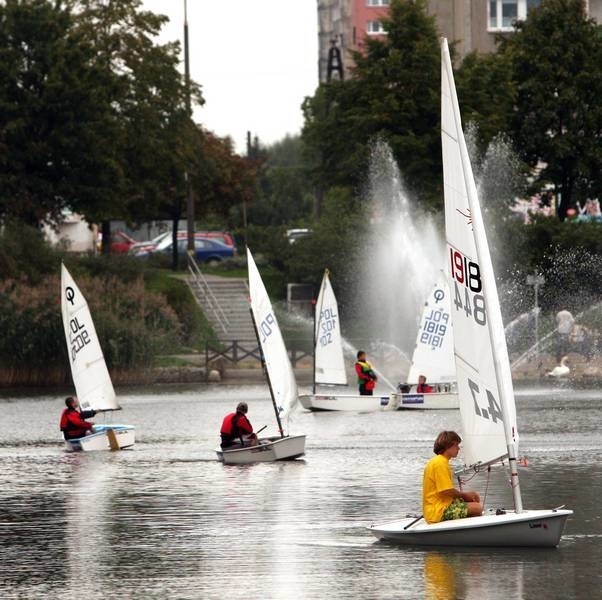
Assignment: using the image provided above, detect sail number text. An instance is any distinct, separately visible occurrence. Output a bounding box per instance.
[318,308,337,347]
[420,309,449,349]
[468,378,503,423]
[449,248,486,327]
[259,313,276,344]
[69,316,90,361]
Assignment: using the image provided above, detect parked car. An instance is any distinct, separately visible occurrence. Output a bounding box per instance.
[130,230,235,255]
[136,236,235,264]
[286,228,312,244]
[98,230,137,254]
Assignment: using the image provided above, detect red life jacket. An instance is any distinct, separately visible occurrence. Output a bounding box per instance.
[220,412,253,448]
[60,408,93,439]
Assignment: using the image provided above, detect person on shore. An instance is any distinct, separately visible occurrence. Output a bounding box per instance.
[220,402,258,449]
[59,396,96,440]
[422,430,483,524]
[417,375,433,393]
[355,350,377,396]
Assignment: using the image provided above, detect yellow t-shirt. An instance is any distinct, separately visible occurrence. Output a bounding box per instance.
[422,453,454,524]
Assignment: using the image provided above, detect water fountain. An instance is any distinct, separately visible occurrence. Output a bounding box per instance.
[348,139,445,382]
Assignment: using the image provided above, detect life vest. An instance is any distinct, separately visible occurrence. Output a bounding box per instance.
[220,412,253,447]
[60,408,93,439]
[356,360,376,385]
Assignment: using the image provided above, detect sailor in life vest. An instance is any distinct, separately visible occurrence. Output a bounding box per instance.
[416,374,434,394]
[59,396,97,440]
[355,350,377,396]
[220,402,258,449]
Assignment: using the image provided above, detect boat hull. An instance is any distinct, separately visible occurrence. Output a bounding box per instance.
[64,424,136,452]
[369,508,572,547]
[391,392,458,410]
[216,434,306,464]
[298,393,392,412]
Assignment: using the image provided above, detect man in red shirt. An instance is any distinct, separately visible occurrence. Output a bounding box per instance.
[220,402,258,449]
[59,396,96,440]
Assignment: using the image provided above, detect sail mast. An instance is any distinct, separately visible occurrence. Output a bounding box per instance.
[442,39,523,512]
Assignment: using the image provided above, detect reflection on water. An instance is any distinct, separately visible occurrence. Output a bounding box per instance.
[0,384,601,599]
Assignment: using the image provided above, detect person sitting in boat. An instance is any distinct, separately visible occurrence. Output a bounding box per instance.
[59,396,96,440]
[416,375,434,394]
[422,430,483,524]
[355,350,377,396]
[220,402,258,449]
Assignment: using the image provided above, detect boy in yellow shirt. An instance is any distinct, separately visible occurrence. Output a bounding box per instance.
[422,431,483,524]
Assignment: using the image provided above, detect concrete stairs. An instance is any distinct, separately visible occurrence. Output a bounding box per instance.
[187,262,255,342]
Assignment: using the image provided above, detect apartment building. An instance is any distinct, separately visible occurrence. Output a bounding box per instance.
[318,0,602,82]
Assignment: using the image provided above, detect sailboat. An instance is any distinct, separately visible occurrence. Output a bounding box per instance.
[391,275,459,410]
[215,248,306,464]
[369,39,572,546]
[298,269,391,412]
[61,263,135,451]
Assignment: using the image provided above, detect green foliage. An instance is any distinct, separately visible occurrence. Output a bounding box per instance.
[0,223,63,283]
[496,216,602,313]
[500,0,602,220]
[284,187,367,311]
[0,0,121,225]
[302,0,441,209]
[0,225,217,378]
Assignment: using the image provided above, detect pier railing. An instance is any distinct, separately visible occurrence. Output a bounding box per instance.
[205,340,311,369]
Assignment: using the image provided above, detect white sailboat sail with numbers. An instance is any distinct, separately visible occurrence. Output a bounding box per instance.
[369,39,571,546]
[391,274,459,410]
[299,269,392,412]
[60,263,135,452]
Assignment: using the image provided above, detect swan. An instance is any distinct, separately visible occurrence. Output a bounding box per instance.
[547,356,570,378]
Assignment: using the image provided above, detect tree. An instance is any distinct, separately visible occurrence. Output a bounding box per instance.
[0,0,120,226]
[501,0,602,220]
[68,0,202,256]
[302,0,441,209]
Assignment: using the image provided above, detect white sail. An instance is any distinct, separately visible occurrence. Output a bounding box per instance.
[247,248,298,425]
[407,275,456,385]
[61,264,118,412]
[441,39,518,469]
[314,270,347,386]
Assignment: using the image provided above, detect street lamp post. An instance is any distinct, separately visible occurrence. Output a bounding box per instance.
[184,0,194,254]
[526,273,545,357]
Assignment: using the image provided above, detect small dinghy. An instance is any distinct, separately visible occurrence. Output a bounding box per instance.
[61,264,135,451]
[215,249,306,464]
[298,269,392,412]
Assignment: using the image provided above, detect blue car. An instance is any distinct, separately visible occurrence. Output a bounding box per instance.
[140,236,235,264]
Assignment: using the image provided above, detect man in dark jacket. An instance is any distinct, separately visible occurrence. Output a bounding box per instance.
[220,402,258,449]
[59,396,96,440]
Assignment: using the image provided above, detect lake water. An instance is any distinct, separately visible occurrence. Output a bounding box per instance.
[0,383,600,599]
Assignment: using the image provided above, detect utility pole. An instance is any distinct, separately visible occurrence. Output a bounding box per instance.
[526,273,545,357]
[184,0,195,253]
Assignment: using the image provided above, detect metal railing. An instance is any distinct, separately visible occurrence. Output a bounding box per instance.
[187,254,230,334]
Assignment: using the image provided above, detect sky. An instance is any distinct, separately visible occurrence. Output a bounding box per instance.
[141,1,319,153]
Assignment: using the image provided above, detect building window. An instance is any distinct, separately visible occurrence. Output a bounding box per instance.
[367,20,386,35]
[367,0,390,6]
[488,0,540,31]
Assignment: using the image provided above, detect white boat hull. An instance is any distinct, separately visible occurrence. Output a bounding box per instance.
[391,391,459,410]
[369,508,572,547]
[64,424,136,452]
[299,393,392,412]
[216,434,306,464]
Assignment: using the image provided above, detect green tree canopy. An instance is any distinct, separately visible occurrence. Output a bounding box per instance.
[500,0,602,220]
[302,0,441,209]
